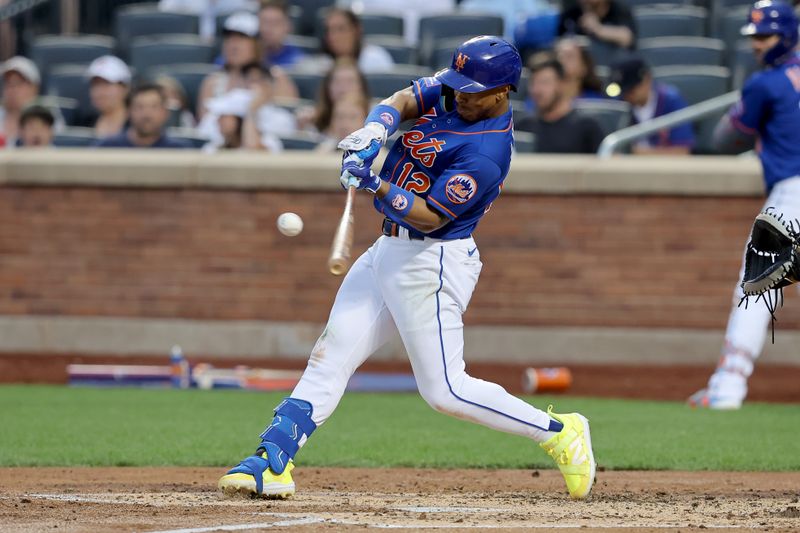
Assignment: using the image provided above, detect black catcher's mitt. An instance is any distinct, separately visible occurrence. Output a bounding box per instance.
[740,208,800,341]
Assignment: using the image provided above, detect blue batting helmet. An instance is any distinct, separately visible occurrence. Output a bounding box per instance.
[435,35,522,93]
[741,0,799,66]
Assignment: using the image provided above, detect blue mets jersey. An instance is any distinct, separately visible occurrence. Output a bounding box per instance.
[375,76,514,240]
[730,54,800,191]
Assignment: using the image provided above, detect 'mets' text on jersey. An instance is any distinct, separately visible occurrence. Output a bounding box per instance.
[375,76,514,240]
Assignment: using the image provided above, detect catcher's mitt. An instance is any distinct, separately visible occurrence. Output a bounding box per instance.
[740,208,800,341]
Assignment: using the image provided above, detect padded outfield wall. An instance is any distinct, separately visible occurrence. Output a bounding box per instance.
[0,150,797,365]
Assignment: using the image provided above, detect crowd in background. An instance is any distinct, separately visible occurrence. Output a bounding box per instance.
[0,0,794,154]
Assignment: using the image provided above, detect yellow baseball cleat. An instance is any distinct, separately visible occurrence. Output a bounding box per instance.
[218,451,295,499]
[540,406,596,499]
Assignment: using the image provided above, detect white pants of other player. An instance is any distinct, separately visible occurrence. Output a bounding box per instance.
[292,229,554,442]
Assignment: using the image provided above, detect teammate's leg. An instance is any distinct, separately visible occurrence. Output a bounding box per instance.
[220,241,396,497]
[691,177,800,408]
[378,238,595,498]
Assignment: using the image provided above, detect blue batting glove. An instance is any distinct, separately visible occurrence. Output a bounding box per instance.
[340,160,381,193]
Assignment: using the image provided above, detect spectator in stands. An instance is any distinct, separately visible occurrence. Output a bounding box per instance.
[310,59,369,135]
[555,37,606,101]
[338,0,455,45]
[86,56,131,138]
[197,11,296,119]
[159,0,258,41]
[558,0,636,50]
[17,105,55,148]
[607,56,694,155]
[154,75,197,129]
[321,8,394,73]
[0,57,40,145]
[96,83,192,149]
[315,94,368,152]
[259,0,304,69]
[200,88,249,151]
[240,63,296,151]
[516,56,605,154]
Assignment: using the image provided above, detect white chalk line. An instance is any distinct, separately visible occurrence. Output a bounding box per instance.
[6,494,758,531]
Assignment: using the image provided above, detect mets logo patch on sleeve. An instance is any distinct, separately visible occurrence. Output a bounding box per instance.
[391,193,409,210]
[445,174,477,204]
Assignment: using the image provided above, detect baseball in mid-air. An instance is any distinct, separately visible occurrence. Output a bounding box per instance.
[277,212,303,237]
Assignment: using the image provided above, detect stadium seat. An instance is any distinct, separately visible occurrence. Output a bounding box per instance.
[29,35,115,81]
[638,37,725,67]
[35,95,80,127]
[634,6,708,39]
[574,99,632,137]
[366,66,431,98]
[713,6,750,53]
[729,40,757,90]
[147,63,219,113]
[514,130,536,153]
[624,0,689,7]
[292,0,336,36]
[129,35,214,74]
[287,70,324,101]
[693,108,727,154]
[166,127,207,148]
[44,64,93,122]
[367,35,414,64]
[285,35,320,55]
[652,65,731,105]
[53,127,97,147]
[114,4,199,57]
[430,37,464,70]
[360,13,404,37]
[279,132,321,150]
[418,14,504,67]
[588,39,630,68]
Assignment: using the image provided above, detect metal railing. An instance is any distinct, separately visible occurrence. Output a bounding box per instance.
[597,90,741,158]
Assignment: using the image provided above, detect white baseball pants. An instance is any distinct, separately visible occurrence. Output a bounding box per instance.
[292,232,554,443]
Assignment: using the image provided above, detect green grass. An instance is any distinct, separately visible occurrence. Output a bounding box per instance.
[1,385,798,471]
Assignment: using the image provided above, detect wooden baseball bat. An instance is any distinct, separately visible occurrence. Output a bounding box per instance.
[327,184,357,275]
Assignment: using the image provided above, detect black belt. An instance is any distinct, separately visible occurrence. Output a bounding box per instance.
[381,218,424,240]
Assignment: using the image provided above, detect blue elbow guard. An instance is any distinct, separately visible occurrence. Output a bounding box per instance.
[258,397,316,474]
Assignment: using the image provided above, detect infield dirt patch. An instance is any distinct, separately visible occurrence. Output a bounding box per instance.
[1,467,799,532]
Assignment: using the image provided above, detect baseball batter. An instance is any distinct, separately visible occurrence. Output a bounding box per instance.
[689,0,800,409]
[219,36,595,499]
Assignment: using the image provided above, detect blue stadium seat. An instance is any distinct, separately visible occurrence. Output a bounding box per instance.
[165,127,207,148]
[129,35,214,74]
[36,96,80,127]
[365,66,431,99]
[652,65,731,105]
[638,37,725,67]
[44,65,93,123]
[115,4,199,58]
[279,132,321,150]
[514,130,536,153]
[360,13,404,37]
[729,40,757,90]
[284,35,320,55]
[287,70,324,101]
[367,35,414,64]
[147,63,219,113]
[418,14,504,67]
[634,6,708,38]
[574,99,632,137]
[30,35,115,81]
[53,127,97,147]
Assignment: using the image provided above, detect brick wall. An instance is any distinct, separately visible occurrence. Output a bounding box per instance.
[0,186,795,330]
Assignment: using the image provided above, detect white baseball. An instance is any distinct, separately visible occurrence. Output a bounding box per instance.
[277,212,303,237]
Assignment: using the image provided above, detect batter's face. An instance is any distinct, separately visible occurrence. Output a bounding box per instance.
[750,34,781,64]
[454,85,510,122]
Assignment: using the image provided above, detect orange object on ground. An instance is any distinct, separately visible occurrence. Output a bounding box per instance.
[522,367,572,393]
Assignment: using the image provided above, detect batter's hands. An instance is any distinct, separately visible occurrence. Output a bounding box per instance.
[340,155,381,193]
[337,122,387,168]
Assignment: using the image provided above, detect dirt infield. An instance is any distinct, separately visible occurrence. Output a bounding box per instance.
[1,467,799,532]
[3,353,800,403]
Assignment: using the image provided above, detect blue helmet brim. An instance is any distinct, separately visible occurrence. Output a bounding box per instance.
[435,67,490,93]
[741,23,760,36]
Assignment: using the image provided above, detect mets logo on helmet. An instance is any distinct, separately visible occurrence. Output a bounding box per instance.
[391,193,408,211]
[751,8,764,23]
[455,52,469,72]
[445,174,477,204]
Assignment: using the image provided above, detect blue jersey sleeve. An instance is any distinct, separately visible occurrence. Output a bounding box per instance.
[426,153,502,220]
[731,75,771,134]
[412,77,443,116]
